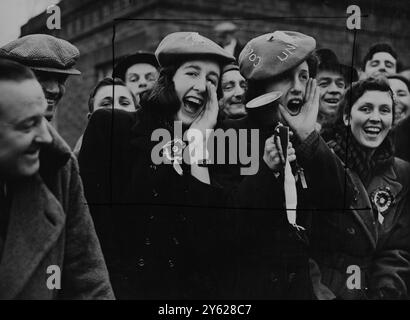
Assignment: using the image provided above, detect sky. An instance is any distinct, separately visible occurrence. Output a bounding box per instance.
[0,0,61,46]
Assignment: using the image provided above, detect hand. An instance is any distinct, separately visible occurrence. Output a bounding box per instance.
[263,135,296,172]
[188,81,219,142]
[279,78,319,142]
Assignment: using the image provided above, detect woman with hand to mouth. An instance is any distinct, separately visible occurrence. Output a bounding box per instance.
[217,31,352,299]
[78,32,234,299]
[311,76,410,299]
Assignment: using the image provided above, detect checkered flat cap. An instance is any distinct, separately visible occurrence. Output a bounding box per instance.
[0,34,81,75]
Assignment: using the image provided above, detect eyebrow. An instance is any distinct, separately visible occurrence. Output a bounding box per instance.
[359,102,374,107]
[13,114,42,127]
[208,71,220,78]
[184,65,219,76]
[183,65,201,71]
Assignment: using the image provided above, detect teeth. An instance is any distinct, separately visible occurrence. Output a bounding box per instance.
[289,99,302,105]
[364,127,381,134]
[185,97,203,105]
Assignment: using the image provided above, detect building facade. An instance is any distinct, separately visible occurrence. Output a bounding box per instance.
[20,0,410,147]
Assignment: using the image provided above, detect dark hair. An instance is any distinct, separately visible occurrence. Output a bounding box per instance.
[245,53,318,103]
[338,76,395,122]
[88,77,138,113]
[139,61,224,120]
[0,58,36,82]
[362,43,398,70]
[387,74,410,92]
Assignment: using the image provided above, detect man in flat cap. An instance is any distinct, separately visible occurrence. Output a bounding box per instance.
[112,51,159,105]
[0,59,114,299]
[214,22,243,61]
[219,63,247,119]
[0,34,81,124]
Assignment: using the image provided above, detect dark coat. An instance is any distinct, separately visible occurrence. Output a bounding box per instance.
[310,144,410,299]
[393,116,410,163]
[78,108,226,299]
[216,115,349,299]
[0,125,114,300]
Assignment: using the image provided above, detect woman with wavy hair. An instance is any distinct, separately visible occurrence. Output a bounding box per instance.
[311,76,410,299]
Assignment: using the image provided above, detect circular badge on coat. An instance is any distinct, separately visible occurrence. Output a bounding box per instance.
[370,186,394,215]
[162,138,186,162]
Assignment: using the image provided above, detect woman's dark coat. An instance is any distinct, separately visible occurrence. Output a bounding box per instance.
[78,108,226,299]
[217,115,350,299]
[310,139,410,299]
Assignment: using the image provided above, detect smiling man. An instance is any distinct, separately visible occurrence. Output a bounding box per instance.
[0,34,81,124]
[219,63,247,119]
[0,59,113,300]
[314,48,358,139]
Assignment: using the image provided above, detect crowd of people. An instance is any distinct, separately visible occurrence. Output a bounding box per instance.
[0,21,409,300]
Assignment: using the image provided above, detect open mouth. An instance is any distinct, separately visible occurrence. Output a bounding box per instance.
[183,96,204,115]
[46,99,56,111]
[363,126,382,137]
[286,98,303,115]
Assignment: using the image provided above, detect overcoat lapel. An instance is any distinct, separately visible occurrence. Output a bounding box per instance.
[0,174,65,299]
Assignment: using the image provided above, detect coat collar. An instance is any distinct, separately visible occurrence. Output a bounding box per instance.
[0,173,65,299]
[39,123,72,177]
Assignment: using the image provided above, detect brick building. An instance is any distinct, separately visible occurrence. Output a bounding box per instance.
[20,0,410,147]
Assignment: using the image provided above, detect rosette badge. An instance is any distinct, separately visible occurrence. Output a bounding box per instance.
[162,138,186,162]
[370,186,395,224]
[161,138,186,175]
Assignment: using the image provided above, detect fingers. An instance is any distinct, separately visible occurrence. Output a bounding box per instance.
[302,78,316,113]
[275,135,286,163]
[193,82,218,123]
[206,81,218,112]
[305,78,313,103]
[265,135,293,164]
[311,81,320,114]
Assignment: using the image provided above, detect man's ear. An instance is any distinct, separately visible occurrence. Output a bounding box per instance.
[87,112,92,120]
[343,113,350,126]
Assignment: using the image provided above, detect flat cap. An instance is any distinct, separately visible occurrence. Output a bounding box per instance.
[113,51,159,81]
[0,34,81,75]
[214,22,238,33]
[239,31,316,81]
[155,32,235,68]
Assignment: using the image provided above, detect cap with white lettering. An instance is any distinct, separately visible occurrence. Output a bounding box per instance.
[239,31,316,81]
